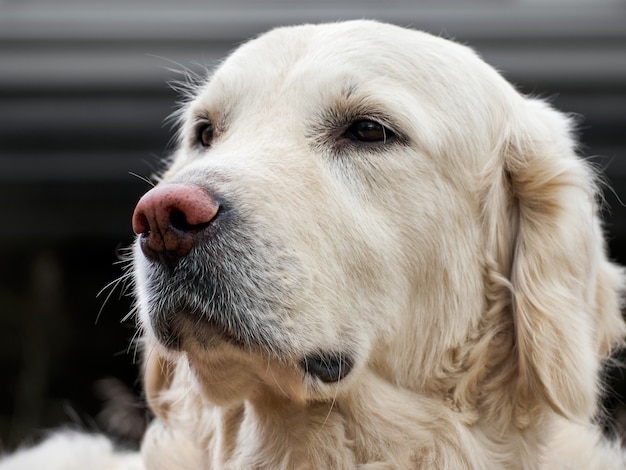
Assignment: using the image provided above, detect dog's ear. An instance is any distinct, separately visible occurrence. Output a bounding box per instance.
[493,99,625,422]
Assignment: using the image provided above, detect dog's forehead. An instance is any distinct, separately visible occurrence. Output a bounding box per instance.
[198,21,483,106]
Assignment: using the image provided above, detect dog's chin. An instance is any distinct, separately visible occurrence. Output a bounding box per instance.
[185,344,272,405]
[183,346,359,406]
[146,311,279,405]
[146,310,359,405]
[198,342,333,404]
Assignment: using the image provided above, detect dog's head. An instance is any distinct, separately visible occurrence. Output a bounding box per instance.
[133,21,624,426]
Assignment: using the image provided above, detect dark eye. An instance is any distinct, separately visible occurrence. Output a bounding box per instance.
[344,120,395,143]
[196,122,214,147]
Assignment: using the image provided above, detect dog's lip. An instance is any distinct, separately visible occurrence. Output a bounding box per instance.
[301,352,354,383]
[151,308,247,351]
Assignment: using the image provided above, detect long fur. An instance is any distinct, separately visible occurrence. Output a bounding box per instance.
[2,20,625,470]
[136,21,626,469]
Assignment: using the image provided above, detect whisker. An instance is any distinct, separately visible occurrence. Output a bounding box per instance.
[96,245,136,325]
[315,352,342,435]
[95,271,134,324]
[129,172,156,188]
[128,327,144,364]
[121,303,139,325]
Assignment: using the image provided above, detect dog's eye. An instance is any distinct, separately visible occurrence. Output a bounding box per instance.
[344,120,395,143]
[196,122,214,147]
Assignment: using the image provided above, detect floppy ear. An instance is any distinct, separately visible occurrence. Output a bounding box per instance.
[500,98,625,422]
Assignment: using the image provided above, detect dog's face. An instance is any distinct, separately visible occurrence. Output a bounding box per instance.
[133,21,623,419]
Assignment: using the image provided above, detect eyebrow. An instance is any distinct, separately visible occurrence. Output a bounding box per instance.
[342,83,358,100]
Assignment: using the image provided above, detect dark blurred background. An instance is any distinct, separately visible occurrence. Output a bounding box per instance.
[1,0,626,451]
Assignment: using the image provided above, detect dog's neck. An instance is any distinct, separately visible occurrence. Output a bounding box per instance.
[142,357,539,468]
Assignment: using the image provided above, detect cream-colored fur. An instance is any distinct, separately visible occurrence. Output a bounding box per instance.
[0,432,143,470]
[134,21,626,469]
[2,20,624,470]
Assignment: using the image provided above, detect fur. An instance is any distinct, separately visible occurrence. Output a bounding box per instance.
[2,20,625,470]
[136,21,626,468]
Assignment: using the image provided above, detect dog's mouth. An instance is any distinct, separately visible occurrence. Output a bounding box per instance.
[150,306,266,352]
[137,231,293,356]
[142,276,290,363]
[150,307,355,385]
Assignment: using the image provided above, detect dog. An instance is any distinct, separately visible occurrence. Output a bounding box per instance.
[2,20,626,469]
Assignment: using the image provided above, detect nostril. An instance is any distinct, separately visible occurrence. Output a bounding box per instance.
[169,208,215,233]
[170,208,191,232]
[132,211,151,236]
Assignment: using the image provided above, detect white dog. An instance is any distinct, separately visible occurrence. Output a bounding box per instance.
[2,20,625,469]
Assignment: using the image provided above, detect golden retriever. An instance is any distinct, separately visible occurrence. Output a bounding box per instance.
[2,19,625,470]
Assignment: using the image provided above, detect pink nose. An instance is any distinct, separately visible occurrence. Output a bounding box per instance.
[132,183,219,263]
